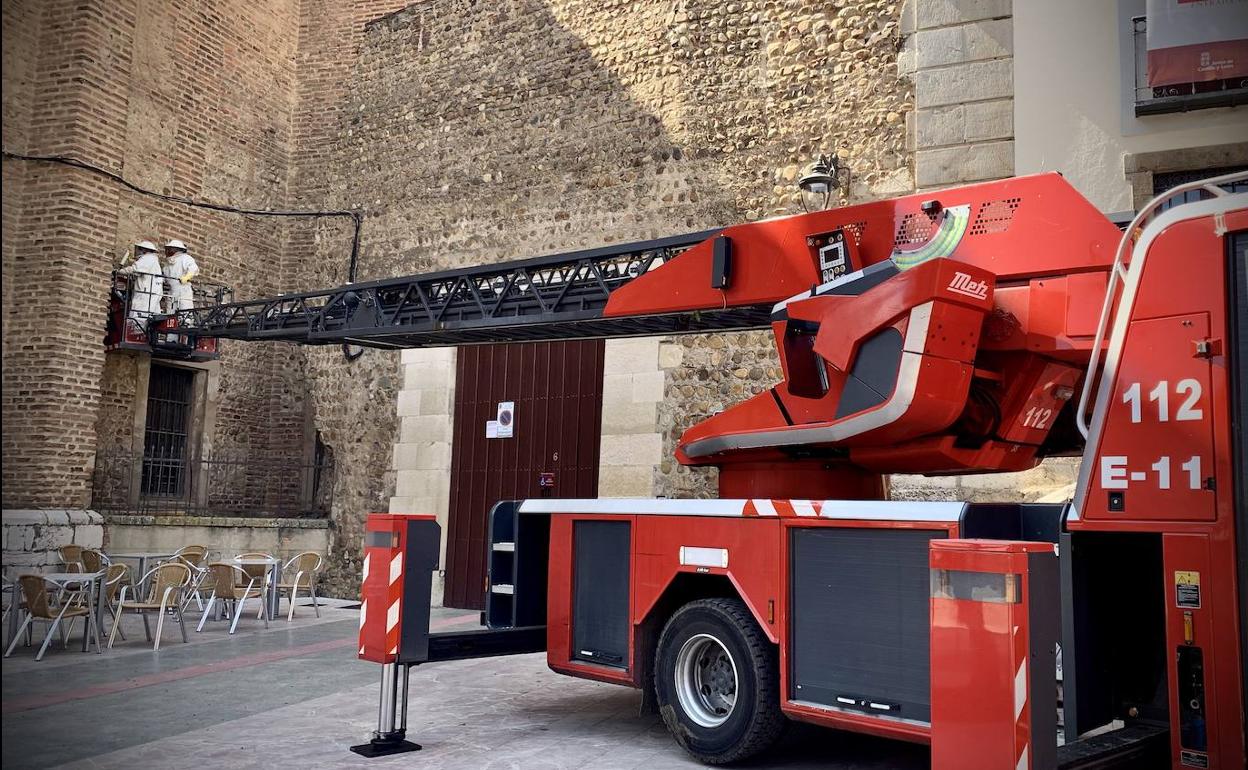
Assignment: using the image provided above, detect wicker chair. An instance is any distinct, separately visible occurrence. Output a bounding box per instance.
[4,575,99,661]
[58,545,86,574]
[80,549,109,574]
[276,552,323,621]
[100,564,132,642]
[107,562,191,651]
[235,552,274,619]
[173,545,208,567]
[172,546,209,610]
[196,562,271,634]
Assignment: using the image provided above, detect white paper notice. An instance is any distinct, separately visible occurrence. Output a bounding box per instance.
[485,420,499,439]
[497,401,515,438]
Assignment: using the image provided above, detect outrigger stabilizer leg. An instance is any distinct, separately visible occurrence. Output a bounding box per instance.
[350,662,418,757]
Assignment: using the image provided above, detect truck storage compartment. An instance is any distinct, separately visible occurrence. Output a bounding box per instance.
[789,526,945,723]
[571,519,631,668]
[485,501,551,629]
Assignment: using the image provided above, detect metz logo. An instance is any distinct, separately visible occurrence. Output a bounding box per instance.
[947,272,988,300]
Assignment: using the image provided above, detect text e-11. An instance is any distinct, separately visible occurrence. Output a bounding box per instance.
[1101,455,1204,490]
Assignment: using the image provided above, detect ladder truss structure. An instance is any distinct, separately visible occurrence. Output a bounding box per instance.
[182,230,774,348]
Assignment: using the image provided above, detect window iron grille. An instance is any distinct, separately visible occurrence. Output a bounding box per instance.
[1153,167,1248,213]
[141,365,195,498]
[93,450,334,519]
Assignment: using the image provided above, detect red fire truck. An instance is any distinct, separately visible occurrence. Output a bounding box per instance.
[186,172,1247,769]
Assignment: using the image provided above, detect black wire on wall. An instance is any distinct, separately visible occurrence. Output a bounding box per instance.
[3,150,368,360]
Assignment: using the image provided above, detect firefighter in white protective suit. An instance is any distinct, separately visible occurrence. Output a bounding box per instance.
[116,240,165,328]
[163,239,200,312]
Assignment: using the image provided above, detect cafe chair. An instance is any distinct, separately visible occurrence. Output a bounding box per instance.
[276,552,323,621]
[196,562,270,634]
[107,562,191,651]
[5,575,100,661]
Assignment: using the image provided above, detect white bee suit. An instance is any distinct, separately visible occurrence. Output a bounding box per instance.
[117,252,165,321]
[163,251,200,311]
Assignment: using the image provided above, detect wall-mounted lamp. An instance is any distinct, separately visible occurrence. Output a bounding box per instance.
[797,154,849,212]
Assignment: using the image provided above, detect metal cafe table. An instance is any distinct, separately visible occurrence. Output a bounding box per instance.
[109,551,176,593]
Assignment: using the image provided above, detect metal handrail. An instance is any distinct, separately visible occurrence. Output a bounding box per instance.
[1075,170,1248,439]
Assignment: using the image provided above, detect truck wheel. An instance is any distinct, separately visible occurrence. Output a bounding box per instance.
[654,597,785,764]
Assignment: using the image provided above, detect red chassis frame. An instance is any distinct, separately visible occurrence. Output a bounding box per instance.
[537,499,964,745]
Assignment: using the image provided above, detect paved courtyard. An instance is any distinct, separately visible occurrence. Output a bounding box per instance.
[2,599,927,770]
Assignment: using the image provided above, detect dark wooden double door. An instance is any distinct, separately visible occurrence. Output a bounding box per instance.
[443,340,604,609]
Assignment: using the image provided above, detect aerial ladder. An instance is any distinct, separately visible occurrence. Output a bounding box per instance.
[177,172,1248,769]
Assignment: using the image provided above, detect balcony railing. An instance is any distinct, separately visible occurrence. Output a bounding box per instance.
[92,451,334,519]
[1133,16,1248,116]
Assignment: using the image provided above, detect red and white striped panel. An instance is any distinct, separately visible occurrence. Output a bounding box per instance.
[743,499,821,517]
[358,553,370,657]
[519,497,964,522]
[1012,622,1030,770]
[358,545,407,663]
[386,551,403,657]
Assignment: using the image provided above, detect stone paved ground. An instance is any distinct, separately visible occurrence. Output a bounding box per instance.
[2,600,926,770]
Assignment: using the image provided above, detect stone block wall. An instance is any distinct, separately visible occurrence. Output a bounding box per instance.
[905,0,1014,189]
[1,510,104,576]
[600,338,667,498]
[389,347,457,601]
[103,514,331,576]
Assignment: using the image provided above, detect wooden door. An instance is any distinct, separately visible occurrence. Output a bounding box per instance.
[444,340,604,609]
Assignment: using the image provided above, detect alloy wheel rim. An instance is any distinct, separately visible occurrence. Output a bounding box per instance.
[673,633,738,728]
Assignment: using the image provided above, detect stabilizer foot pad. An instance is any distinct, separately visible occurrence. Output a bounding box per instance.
[349,739,422,758]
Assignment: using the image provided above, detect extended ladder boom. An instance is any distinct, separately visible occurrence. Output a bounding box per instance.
[180,229,777,348]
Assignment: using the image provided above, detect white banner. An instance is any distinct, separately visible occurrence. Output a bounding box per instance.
[1146,0,1248,87]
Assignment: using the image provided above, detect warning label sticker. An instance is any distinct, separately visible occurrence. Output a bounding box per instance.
[1180,749,1209,768]
[1175,571,1201,609]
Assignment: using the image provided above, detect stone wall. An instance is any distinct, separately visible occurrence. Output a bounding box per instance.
[5,0,1086,602]
[1,511,104,577]
[905,0,1014,189]
[340,0,914,514]
[104,514,331,575]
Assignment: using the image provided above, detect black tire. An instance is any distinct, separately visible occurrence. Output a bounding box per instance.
[654,597,785,765]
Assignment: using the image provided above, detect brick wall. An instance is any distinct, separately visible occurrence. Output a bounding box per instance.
[1,0,309,511]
